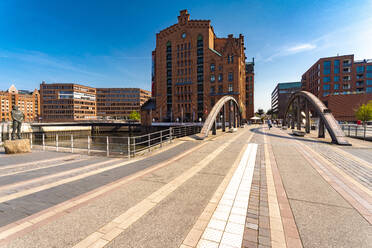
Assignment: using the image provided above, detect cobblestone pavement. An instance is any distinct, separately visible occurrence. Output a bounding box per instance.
[0,125,371,248]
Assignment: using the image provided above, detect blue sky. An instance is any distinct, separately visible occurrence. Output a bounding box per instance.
[0,0,371,111]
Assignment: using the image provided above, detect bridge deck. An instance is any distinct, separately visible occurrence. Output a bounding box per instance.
[0,125,370,248]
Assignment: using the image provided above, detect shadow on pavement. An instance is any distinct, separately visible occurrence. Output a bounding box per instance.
[249,126,330,145]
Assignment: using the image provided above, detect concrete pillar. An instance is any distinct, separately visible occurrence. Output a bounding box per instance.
[318,118,325,138]
[296,97,301,130]
[222,104,226,132]
[305,100,310,133]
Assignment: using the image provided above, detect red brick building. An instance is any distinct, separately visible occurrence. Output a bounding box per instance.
[301,54,372,121]
[152,10,254,122]
[0,85,40,122]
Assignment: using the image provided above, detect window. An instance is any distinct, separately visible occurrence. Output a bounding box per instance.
[356,81,364,86]
[323,92,330,97]
[228,72,233,82]
[210,86,215,94]
[210,75,215,83]
[343,67,351,73]
[218,74,223,82]
[334,76,339,82]
[357,66,365,74]
[367,87,372,93]
[343,84,350,89]
[323,84,330,90]
[228,84,233,92]
[210,63,215,72]
[323,77,330,83]
[367,65,372,72]
[334,84,339,90]
[334,60,340,67]
[367,73,372,78]
[334,67,340,74]
[323,61,331,75]
[218,85,223,93]
[367,80,372,86]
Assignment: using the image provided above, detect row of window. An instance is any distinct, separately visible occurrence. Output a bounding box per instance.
[210,84,234,93]
[211,73,233,83]
[323,87,372,96]
[323,81,372,90]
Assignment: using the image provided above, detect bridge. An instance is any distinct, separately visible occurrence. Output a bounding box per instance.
[0,121,370,247]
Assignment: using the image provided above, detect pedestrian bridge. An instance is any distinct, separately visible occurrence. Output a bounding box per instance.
[283,90,350,146]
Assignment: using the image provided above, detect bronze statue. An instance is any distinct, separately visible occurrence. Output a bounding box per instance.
[11,105,24,140]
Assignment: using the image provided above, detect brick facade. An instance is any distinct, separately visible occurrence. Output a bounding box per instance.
[152,10,253,122]
[0,85,40,122]
[301,54,372,121]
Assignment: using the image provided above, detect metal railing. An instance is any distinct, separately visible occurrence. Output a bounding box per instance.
[2,125,202,158]
[340,124,372,141]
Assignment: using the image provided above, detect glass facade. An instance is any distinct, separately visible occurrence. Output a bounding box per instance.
[334,84,339,90]
[323,84,330,90]
[334,76,339,82]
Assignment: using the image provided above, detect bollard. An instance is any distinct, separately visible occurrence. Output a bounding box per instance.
[56,134,58,151]
[106,136,109,157]
[30,133,33,148]
[348,126,350,136]
[71,135,74,153]
[355,126,358,137]
[88,136,91,155]
[169,127,172,143]
[127,137,130,159]
[42,133,45,151]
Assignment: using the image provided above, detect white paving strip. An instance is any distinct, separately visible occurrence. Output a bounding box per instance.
[197,143,257,248]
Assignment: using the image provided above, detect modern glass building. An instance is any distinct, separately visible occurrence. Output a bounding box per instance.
[271,82,302,119]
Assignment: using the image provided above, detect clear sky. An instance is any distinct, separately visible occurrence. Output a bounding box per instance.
[0,0,371,111]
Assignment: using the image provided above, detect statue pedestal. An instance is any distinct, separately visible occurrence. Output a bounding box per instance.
[4,139,31,154]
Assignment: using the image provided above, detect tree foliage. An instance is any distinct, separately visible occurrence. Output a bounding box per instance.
[129,110,141,121]
[355,100,372,124]
[256,108,264,116]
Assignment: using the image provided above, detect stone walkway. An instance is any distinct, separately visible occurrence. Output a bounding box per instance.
[0,125,371,248]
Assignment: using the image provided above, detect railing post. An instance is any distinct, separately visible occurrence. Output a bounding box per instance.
[30,133,32,148]
[133,137,136,157]
[355,126,357,137]
[169,127,172,143]
[364,125,366,140]
[42,133,45,151]
[348,125,350,136]
[88,136,91,155]
[106,136,109,157]
[56,134,59,152]
[160,130,163,147]
[148,133,151,152]
[71,134,74,153]
[127,137,130,159]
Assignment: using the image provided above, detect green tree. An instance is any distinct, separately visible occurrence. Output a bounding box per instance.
[129,110,140,121]
[256,108,264,116]
[355,101,372,124]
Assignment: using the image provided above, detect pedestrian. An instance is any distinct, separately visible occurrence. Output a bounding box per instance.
[267,119,272,130]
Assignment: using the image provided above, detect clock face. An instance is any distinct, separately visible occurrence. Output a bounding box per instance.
[182,32,186,39]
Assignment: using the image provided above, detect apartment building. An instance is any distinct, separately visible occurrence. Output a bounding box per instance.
[301,54,372,121]
[0,85,40,122]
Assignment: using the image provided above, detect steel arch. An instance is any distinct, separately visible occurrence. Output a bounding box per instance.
[199,96,240,138]
[283,91,350,145]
